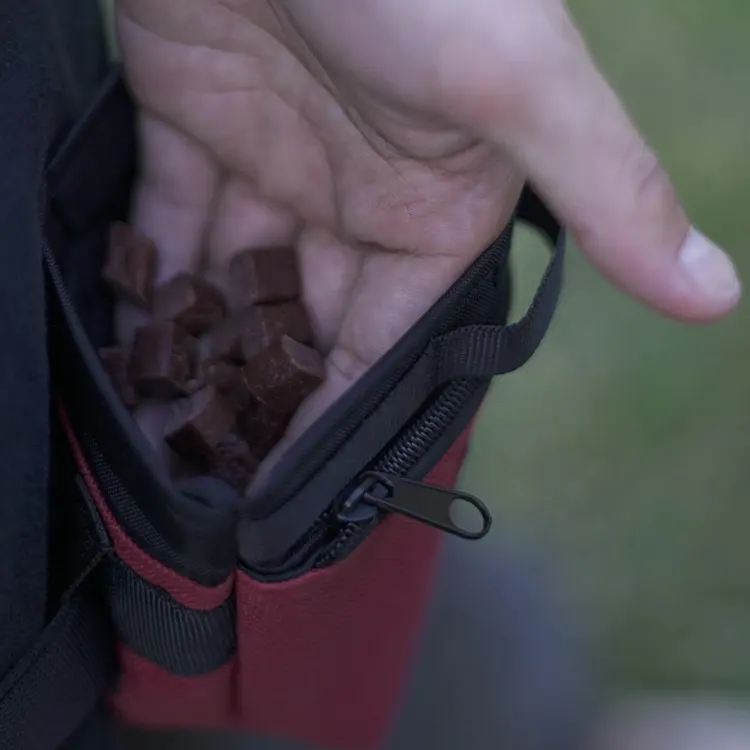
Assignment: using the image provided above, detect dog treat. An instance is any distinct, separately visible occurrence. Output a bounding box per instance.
[228,247,300,308]
[133,402,198,480]
[239,335,324,414]
[209,433,260,491]
[129,321,197,399]
[165,386,237,467]
[153,273,226,336]
[199,301,313,364]
[99,224,325,488]
[238,301,314,361]
[102,222,158,309]
[197,360,242,396]
[236,395,291,460]
[99,346,140,409]
[198,309,253,363]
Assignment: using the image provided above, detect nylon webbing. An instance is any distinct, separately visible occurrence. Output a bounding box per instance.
[105,560,236,676]
[434,215,564,381]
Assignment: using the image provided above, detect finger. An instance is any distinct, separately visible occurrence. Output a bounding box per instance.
[454,1,741,322]
[116,112,219,344]
[296,227,362,354]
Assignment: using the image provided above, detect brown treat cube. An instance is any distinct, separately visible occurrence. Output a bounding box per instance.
[165,386,236,466]
[239,335,324,414]
[209,433,260,491]
[198,310,252,363]
[238,301,314,361]
[236,394,291,459]
[133,402,198,480]
[153,273,227,336]
[129,321,197,399]
[228,247,300,309]
[102,222,158,309]
[198,301,313,364]
[198,360,243,396]
[99,345,140,410]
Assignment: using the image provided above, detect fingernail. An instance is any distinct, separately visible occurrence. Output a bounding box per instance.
[678,228,741,305]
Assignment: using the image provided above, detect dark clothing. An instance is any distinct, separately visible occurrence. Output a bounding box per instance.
[0,2,110,745]
[0,0,108,679]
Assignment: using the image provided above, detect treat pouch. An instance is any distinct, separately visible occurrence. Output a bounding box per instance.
[2,68,564,750]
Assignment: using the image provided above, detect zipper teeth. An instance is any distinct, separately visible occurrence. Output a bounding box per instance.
[314,378,481,567]
[375,379,479,475]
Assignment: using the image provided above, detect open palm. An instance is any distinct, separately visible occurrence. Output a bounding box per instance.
[115,0,740,455]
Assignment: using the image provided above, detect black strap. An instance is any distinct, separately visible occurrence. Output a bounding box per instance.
[0,473,116,750]
[434,189,564,381]
[0,594,114,750]
[105,559,236,676]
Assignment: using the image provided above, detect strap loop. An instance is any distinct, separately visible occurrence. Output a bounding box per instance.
[433,205,565,382]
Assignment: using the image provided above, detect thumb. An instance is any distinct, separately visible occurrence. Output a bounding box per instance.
[463,1,741,322]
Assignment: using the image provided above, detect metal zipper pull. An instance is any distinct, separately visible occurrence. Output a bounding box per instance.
[338,471,492,540]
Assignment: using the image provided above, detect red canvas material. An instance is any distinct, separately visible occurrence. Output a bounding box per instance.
[59,403,473,750]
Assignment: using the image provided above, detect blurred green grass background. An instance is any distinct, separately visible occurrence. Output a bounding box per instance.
[461,0,750,693]
[101,0,750,695]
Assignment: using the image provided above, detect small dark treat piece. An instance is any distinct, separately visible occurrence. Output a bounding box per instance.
[133,402,198,480]
[228,247,300,308]
[99,346,140,409]
[209,433,260,491]
[199,301,313,364]
[165,386,236,467]
[198,360,243,396]
[198,309,252,363]
[238,301,314,361]
[102,222,158,309]
[152,273,227,336]
[236,394,291,460]
[129,321,197,399]
[239,335,324,414]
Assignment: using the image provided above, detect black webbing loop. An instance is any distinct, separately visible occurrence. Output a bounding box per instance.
[0,475,115,750]
[433,203,564,382]
[105,560,236,676]
[387,188,564,395]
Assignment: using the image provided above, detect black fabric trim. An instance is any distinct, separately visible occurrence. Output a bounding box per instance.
[105,561,236,676]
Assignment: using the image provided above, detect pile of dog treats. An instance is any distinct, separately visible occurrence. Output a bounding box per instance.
[98,222,324,492]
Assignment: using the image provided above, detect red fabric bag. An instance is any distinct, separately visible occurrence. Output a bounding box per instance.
[34,69,564,750]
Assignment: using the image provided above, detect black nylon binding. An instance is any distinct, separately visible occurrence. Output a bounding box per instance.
[105,561,236,676]
[434,190,563,380]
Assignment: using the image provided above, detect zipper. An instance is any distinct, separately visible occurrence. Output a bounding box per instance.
[309,378,493,569]
[339,472,491,538]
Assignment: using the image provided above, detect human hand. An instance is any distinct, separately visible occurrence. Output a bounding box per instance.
[115,0,741,462]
